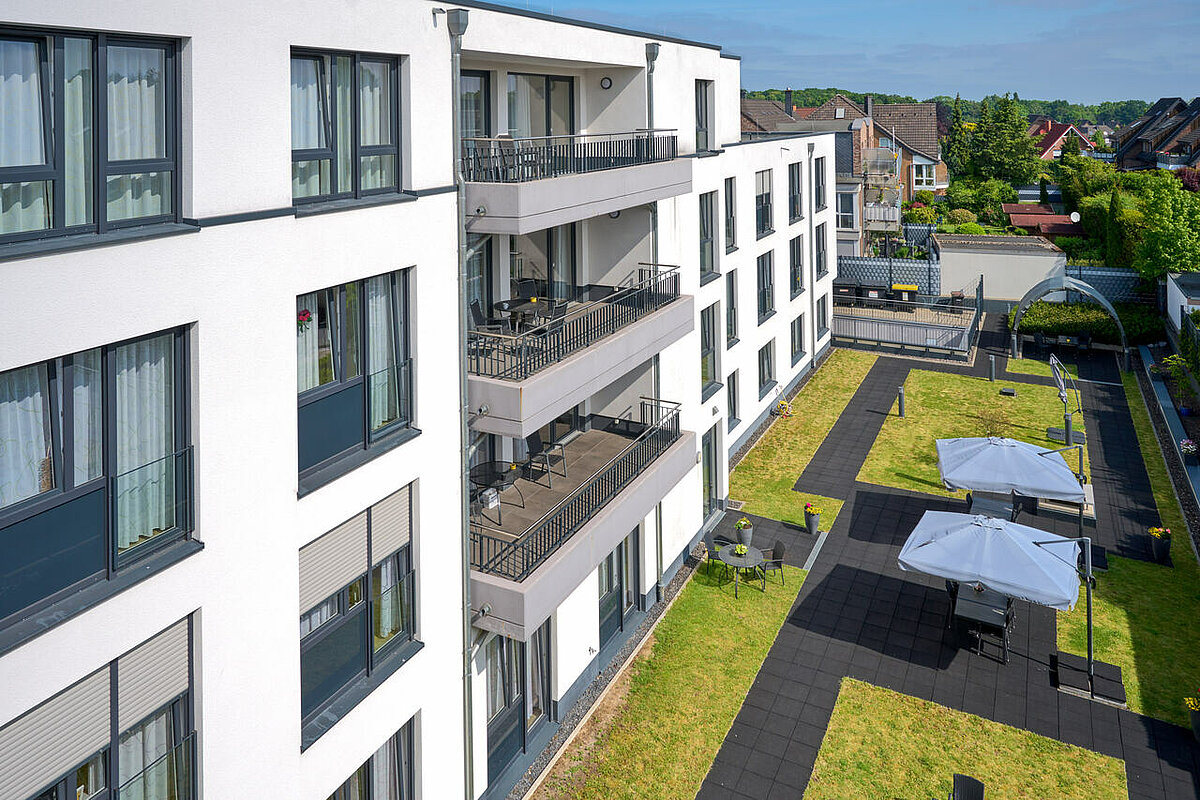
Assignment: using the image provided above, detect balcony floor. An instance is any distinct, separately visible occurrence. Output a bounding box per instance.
[471,427,636,543]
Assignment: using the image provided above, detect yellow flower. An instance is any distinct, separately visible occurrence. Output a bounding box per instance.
[1186,696,1200,711]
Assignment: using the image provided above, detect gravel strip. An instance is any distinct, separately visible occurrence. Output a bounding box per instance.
[504,543,706,800]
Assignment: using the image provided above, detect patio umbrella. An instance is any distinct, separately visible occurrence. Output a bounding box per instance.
[936,437,1085,503]
[898,511,1080,610]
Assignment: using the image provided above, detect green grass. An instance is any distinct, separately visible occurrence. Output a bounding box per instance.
[804,679,1128,800]
[534,565,805,800]
[730,349,877,527]
[1005,357,1080,379]
[1057,372,1200,726]
[857,369,1088,496]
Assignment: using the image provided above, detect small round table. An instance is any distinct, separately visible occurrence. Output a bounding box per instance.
[469,460,526,524]
[718,545,765,598]
[492,298,549,332]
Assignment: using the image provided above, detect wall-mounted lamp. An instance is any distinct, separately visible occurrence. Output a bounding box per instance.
[608,210,621,219]
[600,76,613,90]
[712,406,719,416]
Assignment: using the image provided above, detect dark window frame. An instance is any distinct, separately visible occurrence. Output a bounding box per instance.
[817,295,829,338]
[726,370,740,431]
[756,251,774,323]
[725,269,738,346]
[787,161,803,223]
[791,314,806,365]
[814,156,827,209]
[758,340,776,398]
[290,48,403,205]
[836,191,856,229]
[0,27,182,247]
[694,79,713,152]
[506,72,576,137]
[700,302,721,400]
[699,190,717,281]
[815,223,828,278]
[461,69,492,138]
[755,168,773,238]
[789,234,804,298]
[723,176,737,252]
[326,719,417,800]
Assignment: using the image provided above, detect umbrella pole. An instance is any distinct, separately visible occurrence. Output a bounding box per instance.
[1084,536,1094,695]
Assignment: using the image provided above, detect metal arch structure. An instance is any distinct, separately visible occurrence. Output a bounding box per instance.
[1010,275,1131,371]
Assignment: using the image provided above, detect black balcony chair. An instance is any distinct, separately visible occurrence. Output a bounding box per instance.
[528,301,569,363]
[975,601,1015,664]
[699,540,729,581]
[762,539,786,585]
[470,299,507,333]
[511,278,538,300]
[949,773,986,800]
[523,430,567,488]
[1078,331,1092,358]
[1033,331,1047,356]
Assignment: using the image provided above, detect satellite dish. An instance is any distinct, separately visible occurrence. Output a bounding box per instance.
[1070,211,1081,223]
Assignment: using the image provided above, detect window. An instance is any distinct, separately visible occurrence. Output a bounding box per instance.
[835,106,846,119]
[701,425,719,519]
[814,156,827,208]
[880,136,893,150]
[727,371,740,431]
[483,619,549,783]
[758,340,775,396]
[725,270,738,345]
[755,169,773,237]
[0,329,192,627]
[756,251,774,322]
[508,73,573,138]
[699,191,717,281]
[291,50,401,202]
[818,295,829,338]
[326,720,416,800]
[724,177,736,251]
[300,485,417,723]
[0,30,179,244]
[695,79,712,152]
[788,162,802,222]
[461,70,491,138]
[700,303,720,399]
[791,315,806,365]
[297,269,414,482]
[467,233,493,312]
[815,223,828,278]
[836,192,856,229]
[913,163,935,190]
[789,235,804,298]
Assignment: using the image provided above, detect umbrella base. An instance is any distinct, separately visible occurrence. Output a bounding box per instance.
[1054,651,1127,706]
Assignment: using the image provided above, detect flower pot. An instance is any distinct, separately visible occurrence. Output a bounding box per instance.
[805,511,821,534]
[1191,709,1200,743]
[1181,407,1193,417]
[737,525,754,547]
[1150,534,1171,564]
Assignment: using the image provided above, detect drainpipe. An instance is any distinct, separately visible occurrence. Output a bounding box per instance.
[645,41,665,604]
[445,9,476,800]
[808,141,818,357]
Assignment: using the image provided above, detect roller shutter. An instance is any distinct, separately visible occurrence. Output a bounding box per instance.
[117,619,190,730]
[299,512,368,612]
[371,484,412,560]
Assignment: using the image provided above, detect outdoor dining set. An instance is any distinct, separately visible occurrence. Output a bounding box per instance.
[468,430,567,526]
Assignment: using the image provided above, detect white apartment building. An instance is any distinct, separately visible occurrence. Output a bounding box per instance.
[0,3,835,800]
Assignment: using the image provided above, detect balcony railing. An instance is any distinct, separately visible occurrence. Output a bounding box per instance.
[863,147,899,176]
[470,398,681,581]
[461,130,678,183]
[468,266,681,381]
[118,732,195,800]
[864,204,901,223]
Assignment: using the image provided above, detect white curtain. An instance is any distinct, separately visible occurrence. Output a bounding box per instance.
[335,56,353,194]
[366,276,399,431]
[118,706,172,799]
[64,37,94,227]
[72,349,103,487]
[370,734,401,800]
[290,57,325,150]
[0,364,51,509]
[0,39,51,235]
[359,61,394,192]
[114,334,175,553]
[106,45,168,222]
[374,556,399,645]
[297,292,321,393]
[507,74,542,138]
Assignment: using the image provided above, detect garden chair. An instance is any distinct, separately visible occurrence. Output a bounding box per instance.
[762,539,786,585]
[699,540,728,581]
[469,299,507,333]
[523,430,567,488]
[1078,331,1092,358]
[949,773,985,800]
[975,602,1014,664]
[1033,331,1046,356]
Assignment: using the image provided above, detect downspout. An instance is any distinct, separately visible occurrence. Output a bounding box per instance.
[807,141,817,361]
[646,41,665,604]
[445,9,475,800]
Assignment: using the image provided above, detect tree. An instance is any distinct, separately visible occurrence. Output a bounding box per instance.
[943,94,971,178]
[1039,176,1050,205]
[1106,189,1123,267]
[1060,134,1081,158]
[1136,175,1200,278]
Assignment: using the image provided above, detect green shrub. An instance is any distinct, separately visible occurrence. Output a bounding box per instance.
[946,208,977,225]
[1007,300,1164,345]
[902,206,937,224]
[946,180,977,211]
[957,222,986,235]
[913,190,936,206]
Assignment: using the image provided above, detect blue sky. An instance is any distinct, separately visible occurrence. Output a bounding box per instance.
[494,0,1199,104]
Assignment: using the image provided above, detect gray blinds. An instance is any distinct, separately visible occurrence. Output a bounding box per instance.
[118,619,190,730]
[299,511,368,612]
[371,484,412,560]
[0,668,110,800]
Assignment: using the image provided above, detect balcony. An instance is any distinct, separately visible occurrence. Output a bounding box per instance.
[863,147,899,185]
[468,267,694,438]
[461,130,692,235]
[864,203,902,232]
[469,400,696,639]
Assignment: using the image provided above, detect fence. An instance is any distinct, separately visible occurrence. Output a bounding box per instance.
[836,254,941,296]
[832,277,983,354]
[1066,264,1149,304]
[460,130,678,183]
[470,399,681,581]
[903,223,937,249]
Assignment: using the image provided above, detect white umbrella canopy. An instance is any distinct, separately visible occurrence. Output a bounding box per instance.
[936,437,1086,503]
[898,511,1081,610]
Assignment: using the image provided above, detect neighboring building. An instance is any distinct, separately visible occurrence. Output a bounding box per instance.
[1115,97,1200,171]
[935,235,1067,301]
[741,98,797,133]
[1081,123,1115,148]
[1028,119,1095,160]
[1004,205,1084,240]
[0,6,837,800]
[1166,272,1200,331]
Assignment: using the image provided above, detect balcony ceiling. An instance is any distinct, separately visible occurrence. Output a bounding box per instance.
[461,51,638,72]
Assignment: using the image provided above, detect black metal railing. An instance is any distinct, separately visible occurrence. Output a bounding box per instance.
[461,130,678,183]
[468,266,681,380]
[470,399,682,581]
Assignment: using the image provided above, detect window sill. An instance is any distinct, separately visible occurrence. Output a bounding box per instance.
[816,204,828,212]
[726,336,740,349]
[758,380,778,401]
[757,310,776,326]
[727,416,741,432]
[792,351,807,367]
[725,244,738,255]
[701,381,724,403]
[790,216,803,225]
[816,270,830,281]
[298,425,422,498]
[700,270,722,287]
[756,229,775,241]
[294,191,418,218]
[791,287,805,301]
[0,537,204,658]
[818,327,830,339]
[301,637,425,751]
[0,222,199,263]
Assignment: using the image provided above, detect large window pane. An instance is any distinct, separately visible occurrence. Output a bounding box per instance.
[0,180,51,234]
[461,72,489,139]
[292,159,331,199]
[72,348,104,487]
[106,45,166,162]
[370,737,401,800]
[366,275,401,431]
[372,551,410,653]
[301,608,367,718]
[549,77,572,136]
[64,37,95,227]
[290,56,327,150]
[0,38,47,168]
[118,705,174,784]
[507,74,546,138]
[328,765,367,800]
[0,363,53,509]
[106,171,171,222]
[359,61,392,146]
[360,154,396,191]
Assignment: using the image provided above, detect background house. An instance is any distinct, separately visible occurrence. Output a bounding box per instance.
[1028,119,1095,159]
[1116,97,1200,171]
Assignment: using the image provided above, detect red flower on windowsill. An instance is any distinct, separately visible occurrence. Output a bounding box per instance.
[298,309,313,333]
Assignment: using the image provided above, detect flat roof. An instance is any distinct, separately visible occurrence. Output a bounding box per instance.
[933,234,1062,254]
[1171,272,1200,297]
[446,0,726,52]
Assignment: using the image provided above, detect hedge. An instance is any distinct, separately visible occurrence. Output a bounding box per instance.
[946,208,976,225]
[1008,300,1164,345]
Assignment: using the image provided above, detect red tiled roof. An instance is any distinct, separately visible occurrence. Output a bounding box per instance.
[1002,203,1053,215]
[1010,213,1073,228]
[792,106,816,119]
[1034,123,1092,158]
[1038,221,1085,237]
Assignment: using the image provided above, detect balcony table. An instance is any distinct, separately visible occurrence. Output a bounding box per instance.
[718,545,766,598]
[493,298,550,332]
[953,586,1012,660]
[469,460,526,524]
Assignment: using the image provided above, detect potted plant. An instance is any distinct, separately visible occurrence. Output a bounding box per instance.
[804,502,822,535]
[1181,439,1198,466]
[1148,526,1172,564]
[734,516,754,546]
[1188,694,1200,742]
[733,544,749,557]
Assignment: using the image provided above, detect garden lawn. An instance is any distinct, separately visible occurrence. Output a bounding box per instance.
[805,679,1127,800]
[1057,372,1200,726]
[729,349,877,527]
[857,369,1088,496]
[1006,357,1080,379]
[533,565,805,800]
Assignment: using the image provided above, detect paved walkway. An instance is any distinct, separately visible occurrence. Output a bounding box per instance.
[702,340,1199,800]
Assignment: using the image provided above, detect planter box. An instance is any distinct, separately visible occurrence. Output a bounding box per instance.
[736,525,754,547]
[805,511,821,535]
[1150,534,1171,564]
